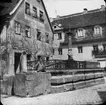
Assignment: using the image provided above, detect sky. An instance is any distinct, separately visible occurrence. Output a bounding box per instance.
[43,0,105,18]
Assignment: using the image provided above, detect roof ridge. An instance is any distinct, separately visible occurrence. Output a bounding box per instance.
[54,8,104,20]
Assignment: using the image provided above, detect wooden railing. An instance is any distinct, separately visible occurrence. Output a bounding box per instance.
[27,60,100,71]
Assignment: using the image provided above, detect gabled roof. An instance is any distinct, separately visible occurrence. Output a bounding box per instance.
[52,9,106,29]
[0,0,53,33]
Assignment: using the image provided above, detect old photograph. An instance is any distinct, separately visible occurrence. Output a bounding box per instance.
[0,0,106,105]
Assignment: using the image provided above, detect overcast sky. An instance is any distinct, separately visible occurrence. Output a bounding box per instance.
[43,0,105,18]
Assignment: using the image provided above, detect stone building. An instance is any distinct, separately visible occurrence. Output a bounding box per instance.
[0,0,53,76]
[51,5,106,67]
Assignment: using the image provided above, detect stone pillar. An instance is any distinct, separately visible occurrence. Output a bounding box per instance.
[0,56,2,76]
[21,52,27,73]
[0,34,2,76]
[8,51,15,76]
[68,34,73,59]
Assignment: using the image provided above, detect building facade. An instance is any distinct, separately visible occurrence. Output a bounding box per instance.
[52,5,106,67]
[0,0,53,76]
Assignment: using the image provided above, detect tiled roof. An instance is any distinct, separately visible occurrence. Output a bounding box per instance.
[52,9,106,29]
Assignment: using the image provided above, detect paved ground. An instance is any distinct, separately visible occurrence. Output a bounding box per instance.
[1,77,106,105]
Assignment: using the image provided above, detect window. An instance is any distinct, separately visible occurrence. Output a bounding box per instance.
[25,2,30,15]
[103,44,106,51]
[33,7,37,18]
[58,33,62,40]
[52,48,54,55]
[39,10,44,22]
[15,21,21,34]
[25,26,31,38]
[27,54,31,61]
[93,45,98,51]
[78,46,83,53]
[58,48,62,55]
[76,29,85,37]
[54,25,56,29]
[94,26,102,35]
[37,29,41,41]
[45,33,49,43]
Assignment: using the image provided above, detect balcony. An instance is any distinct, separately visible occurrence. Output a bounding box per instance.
[92,49,106,58]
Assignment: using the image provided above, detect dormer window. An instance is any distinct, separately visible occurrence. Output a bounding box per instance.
[76,28,85,37]
[25,2,30,15]
[94,25,102,35]
[54,25,56,29]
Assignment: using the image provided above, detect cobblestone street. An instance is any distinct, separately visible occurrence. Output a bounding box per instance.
[1,78,106,105]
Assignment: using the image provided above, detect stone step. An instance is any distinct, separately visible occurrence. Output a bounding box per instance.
[74,81,86,89]
[50,78,105,94]
[51,85,64,93]
[95,78,105,85]
[85,79,96,87]
[51,73,105,85]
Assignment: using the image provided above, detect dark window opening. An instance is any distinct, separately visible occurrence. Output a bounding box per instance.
[78,46,83,53]
[33,6,37,18]
[37,29,41,41]
[27,54,31,61]
[25,26,31,38]
[103,44,106,51]
[93,45,98,51]
[39,10,44,22]
[58,48,63,55]
[54,25,56,28]
[58,33,62,40]
[15,21,21,34]
[25,2,30,15]
[52,48,54,55]
[46,33,49,43]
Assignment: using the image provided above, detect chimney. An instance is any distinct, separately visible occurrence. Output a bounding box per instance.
[83,8,88,13]
[100,5,105,11]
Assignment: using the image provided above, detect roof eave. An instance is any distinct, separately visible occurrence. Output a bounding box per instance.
[9,0,24,15]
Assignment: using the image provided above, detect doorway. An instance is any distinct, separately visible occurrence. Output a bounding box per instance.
[14,52,21,74]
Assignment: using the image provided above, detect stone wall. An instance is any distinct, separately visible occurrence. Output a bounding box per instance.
[0,72,51,97]
[14,72,51,97]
